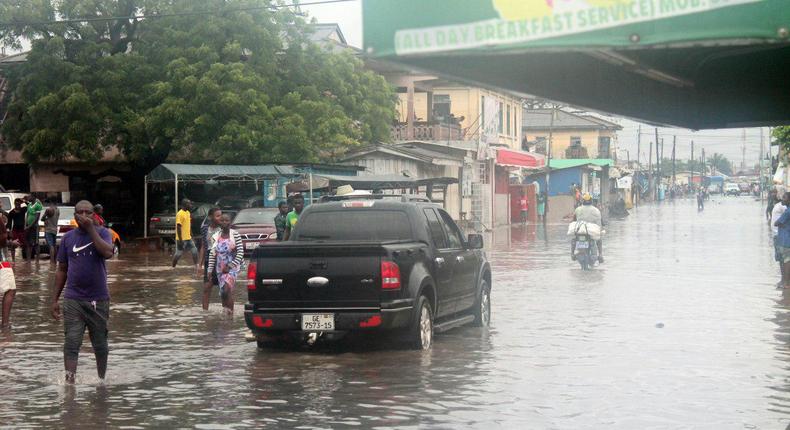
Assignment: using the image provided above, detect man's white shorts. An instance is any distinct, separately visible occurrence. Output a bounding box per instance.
[0,262,16,295]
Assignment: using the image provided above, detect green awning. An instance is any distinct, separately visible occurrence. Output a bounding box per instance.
[363,0,790,129]
[549,159,614,170]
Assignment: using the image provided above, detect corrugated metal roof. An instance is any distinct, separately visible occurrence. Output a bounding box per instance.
[522,109,622,130]
[146,164,298,182]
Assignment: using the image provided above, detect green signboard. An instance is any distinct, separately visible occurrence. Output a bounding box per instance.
[365,0,784,57]
[363,0,790,129]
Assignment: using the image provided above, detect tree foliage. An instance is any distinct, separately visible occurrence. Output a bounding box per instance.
[655,154,732,177]
[0,0,396,167]
[773,126,790,160]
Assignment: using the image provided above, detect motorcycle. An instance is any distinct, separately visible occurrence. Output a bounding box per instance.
[567,221,603,271]
[573,233,597,271]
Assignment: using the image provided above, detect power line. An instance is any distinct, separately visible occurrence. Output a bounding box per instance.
[0,0,354,26]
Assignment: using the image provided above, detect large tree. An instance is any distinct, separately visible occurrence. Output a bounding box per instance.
[0,0,395,167]
[707,153,733,176]
[773,126,790,156]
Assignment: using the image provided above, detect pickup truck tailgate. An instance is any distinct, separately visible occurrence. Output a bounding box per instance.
[250,243,385,308]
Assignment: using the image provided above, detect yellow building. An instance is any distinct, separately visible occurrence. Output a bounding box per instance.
[393,85,523,150]
[522,109,621,160]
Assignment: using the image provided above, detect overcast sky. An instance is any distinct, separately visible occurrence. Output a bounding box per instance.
[4,0,773,167]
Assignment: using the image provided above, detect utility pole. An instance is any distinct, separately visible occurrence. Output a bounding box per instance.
[635,125,641,208]
[702,147,706,183]
[636,125,641,169]
[672,136,676,195]
[691,140,695,191]
[544,106,556,227]
[760,127,765,201]
[649,141,654,201]
[741,128,747,172]
[654,128,660,201]
[655,128,660,175]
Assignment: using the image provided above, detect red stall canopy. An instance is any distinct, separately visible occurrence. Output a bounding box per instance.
[496,149,545,169]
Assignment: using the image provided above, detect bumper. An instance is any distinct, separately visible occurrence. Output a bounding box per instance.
[244,300,414,333]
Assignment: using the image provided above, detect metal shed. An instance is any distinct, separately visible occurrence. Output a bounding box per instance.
[144,164,298,237]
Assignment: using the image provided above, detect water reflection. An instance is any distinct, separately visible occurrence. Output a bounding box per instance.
[0,198,787,427]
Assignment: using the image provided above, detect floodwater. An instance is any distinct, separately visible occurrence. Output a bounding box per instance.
[1,197,789,429]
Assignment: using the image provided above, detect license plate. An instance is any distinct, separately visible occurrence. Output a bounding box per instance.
[576,241,589,249]
[301,313,334,331]
[245,242,260,250]
[160,230,175,235]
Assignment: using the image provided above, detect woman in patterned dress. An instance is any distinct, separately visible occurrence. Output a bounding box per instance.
[206,214,244,314]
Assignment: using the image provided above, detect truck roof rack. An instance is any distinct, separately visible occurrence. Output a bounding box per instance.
[319,193,434,203]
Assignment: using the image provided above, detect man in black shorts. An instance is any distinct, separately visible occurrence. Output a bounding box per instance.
[50,200,114,383]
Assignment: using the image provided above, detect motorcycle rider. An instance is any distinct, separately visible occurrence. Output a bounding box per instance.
[574,193,604,263]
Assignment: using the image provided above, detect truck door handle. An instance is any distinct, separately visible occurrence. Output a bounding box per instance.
[435,257,445,266]
[456,256,465,263]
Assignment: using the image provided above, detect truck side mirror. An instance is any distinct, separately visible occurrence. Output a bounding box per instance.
[467,234,483,249]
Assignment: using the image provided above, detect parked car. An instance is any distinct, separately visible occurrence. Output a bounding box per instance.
[244,196,492,350]
[215,195,265,210]
[37,207,122,255]
[724,183,741,196]
[148,202,211,243]
[232,207,280,255]
[37,206,77,248]
[0,192,28,212]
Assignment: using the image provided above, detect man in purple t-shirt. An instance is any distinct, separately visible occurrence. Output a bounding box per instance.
[51,200,114,384]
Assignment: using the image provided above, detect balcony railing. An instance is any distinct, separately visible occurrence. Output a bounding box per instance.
[391,122,464,141]
[565,145,589,159]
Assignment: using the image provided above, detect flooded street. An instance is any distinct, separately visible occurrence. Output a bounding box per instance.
[1,197,788,429]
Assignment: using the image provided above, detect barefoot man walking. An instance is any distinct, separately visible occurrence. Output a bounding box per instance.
[50,201,114,384]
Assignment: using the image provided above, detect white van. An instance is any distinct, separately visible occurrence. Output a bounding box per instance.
[0,192,28,212]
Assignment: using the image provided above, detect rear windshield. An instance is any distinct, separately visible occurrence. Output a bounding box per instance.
[233,208,279,225]
[59,207,75,221]
[296,210,413,241]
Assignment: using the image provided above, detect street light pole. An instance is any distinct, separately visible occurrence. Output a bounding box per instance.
[544,106,556,226]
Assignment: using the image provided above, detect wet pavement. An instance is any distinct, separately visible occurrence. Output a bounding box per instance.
[1,197,788,428]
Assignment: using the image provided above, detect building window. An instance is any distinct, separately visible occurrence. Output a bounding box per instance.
[534,136,547,154]
[570,136,582,147]
[481,96,485,130]
[433,94,451,124]
[513,109,518,139]
[498,102,503,134]
[598,136,611,158]
[506,105,511,136]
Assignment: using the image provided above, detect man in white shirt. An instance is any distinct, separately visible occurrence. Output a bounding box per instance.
[772,198,787,286]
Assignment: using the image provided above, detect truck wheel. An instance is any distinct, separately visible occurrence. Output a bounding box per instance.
[406,296,433,350]
[472,279,491,327]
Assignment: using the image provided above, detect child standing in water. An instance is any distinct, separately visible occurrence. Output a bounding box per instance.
[206,214,244,314]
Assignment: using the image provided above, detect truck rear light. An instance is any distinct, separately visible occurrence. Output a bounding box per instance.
[247,262,257,290]
[150,217,161,223]
[359,314,382,328]
[381,261,401,290]
[252,315,273,328]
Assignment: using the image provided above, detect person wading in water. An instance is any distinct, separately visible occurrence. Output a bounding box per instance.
[206,213,243,314]
[50,200,114,384]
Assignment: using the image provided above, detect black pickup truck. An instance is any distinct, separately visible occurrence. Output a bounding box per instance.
[244,196,492,350]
